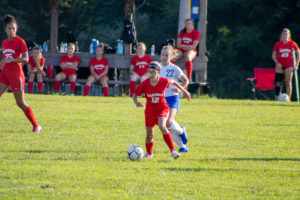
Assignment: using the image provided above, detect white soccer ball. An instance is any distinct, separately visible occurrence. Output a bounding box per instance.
[278,94,290,102]
[127,145,144,161]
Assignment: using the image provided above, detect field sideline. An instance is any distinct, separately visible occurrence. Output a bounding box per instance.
[0,93,299,199]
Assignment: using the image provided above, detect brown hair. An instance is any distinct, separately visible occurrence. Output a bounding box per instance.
[3,14,17,29]
[181,18,194,34]
[161,45,176,58]
[68,43,76,48]
[32,46,42,60]
[280,28,291,41]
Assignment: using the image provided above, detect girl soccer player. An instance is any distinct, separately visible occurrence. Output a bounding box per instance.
[83,45,109,96]
[129,42,152,96]
[54,43,80,95]
[160,45,189,153]
[0,14,41,132]
[27,46,45,93]
[272,28,300,101]
[172,18,200,80]
[132,61,191,159]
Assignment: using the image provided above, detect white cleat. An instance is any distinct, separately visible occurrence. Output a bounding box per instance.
[143,153,153,159]
[171,151,181,159]
[33,125,42,133]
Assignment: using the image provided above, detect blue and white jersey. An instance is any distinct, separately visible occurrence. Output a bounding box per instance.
[160,62,184,97]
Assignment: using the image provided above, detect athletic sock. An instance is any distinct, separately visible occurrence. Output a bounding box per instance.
[169,120,183,135]
[129,81,136,96]
[38,82,43,93]
[23,106,39,128]
[163,133,175,152]
[84,85,90,96]
[28,82,33,93]
[70,81,76,94]
[54,81,60,93]
[171,132,185,148]
[102,87,109,96]
[185,61,193,79]
[145,142,154,155]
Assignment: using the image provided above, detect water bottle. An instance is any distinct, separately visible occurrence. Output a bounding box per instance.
[92,39,98,54]
[89,42,94,54]
[75,41,79,52]
[117,40,123,55]
[64,43,67,52]
[151,44,155,56]
[43,41,48,53]
[60,42,64,52]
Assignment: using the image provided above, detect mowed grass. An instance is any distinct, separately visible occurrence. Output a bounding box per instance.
[0,93,299,200]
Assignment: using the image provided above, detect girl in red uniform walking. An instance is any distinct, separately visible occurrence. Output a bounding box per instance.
[0,14,41,132]
[132,61,191,159]
[54,43,80,95]
[172,18,200,80]
[129,42,152,96]
[272,28,300,100]
[83,45,109,96]
[27,46,46,93]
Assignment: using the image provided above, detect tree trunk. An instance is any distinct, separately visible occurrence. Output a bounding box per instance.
[178,0,190,34]
[49,0,59,53]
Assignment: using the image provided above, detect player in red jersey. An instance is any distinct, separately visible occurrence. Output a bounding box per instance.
[172,18,200,80]
[54,43,80,95]
[0,14,41,132]
[27,46,46,93]
[132,61,191,159]
[84,45,109,96]
[272,28,300,100]
[129,42,152,96]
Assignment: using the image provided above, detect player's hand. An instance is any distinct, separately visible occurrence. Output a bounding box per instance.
[276,62,282,69]
[135,102,144,107]
[184,91,191,101]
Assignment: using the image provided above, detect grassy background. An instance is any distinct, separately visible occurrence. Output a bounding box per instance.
[0,94,299,199]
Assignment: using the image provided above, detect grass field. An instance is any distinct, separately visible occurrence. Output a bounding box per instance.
[0,93,299,200]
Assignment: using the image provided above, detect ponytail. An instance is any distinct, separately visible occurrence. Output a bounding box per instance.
[161,45,176,59]
[3,14,17,29]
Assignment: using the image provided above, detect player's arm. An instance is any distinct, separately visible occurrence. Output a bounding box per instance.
[60,62,66,70]
[176,37,183,49]
[180,73,189,88]
[89,65,97,77]
[6,52,28,64]
[171,80,191,100]
[132,94,144,107]
[35,58,42,73]
[98,65,109,78]
[295,49,300,69]
[129,64,135,74]
[272,51,281,68]
[72,61,79,70]
[188,40,199,50]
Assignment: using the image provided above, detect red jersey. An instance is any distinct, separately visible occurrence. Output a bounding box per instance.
[60,54,80,74]
[89,57,109,76]
[1,35,28,77]
[178,29,200,50]
[273,40,299,67]
[130,55,152,76]
[28,56,45,69]
[134,77,171,114]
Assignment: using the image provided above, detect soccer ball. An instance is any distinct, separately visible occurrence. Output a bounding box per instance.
[127,145,144,161]
[278,93,290,102]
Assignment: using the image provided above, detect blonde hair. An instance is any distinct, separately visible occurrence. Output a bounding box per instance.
[280,28,291,41]
[68,43,76,48]
[31,46,42,59]
[137,42,146,51]
[161,45,176,58]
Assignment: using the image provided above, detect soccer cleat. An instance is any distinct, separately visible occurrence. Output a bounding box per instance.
[179,126,188,145]
[70,94,75,96]
[143,153,153,159]
[179,147,189,153]
[33,125,42,133]
[171,151,181,159]
[54,93,59,96]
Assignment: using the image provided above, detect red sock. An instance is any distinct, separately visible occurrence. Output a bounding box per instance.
[163,133,175,152]
[102,87,108,96]
[129,81,136,96]
[28,82,33,93]
[54,81,60,93]
[84,85,90,96]
[23,106,39,128]
[38,82,43,93]
[185,61,193,79]
[145,142,154,155]
[70,81,76,94]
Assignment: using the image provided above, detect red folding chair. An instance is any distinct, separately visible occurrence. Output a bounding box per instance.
[247,68,275,100]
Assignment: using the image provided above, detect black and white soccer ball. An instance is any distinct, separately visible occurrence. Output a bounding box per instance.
[279,93,290,102]
[127,145,144,161]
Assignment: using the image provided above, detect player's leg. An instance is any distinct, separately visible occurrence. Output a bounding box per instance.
[36,73,43,94]
[184,50,197,80]
[144,126,154,158]
[172,49,184,64]
[83,75,96,96]
[275,65,284,100]
[68,74,77,95]
[0,83,9,98]
[284,67,293,99]
[54,72,66,94]
[100,76,109,96]
[27,73,35,93]
[129,73,139,96]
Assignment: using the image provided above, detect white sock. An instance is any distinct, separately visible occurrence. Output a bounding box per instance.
[169,120,183,135]
[171,132,185,148]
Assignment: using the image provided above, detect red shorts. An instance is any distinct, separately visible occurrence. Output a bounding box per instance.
[0,71,25,91]
[145,107,169,127]
[62,69,77,79]
[177,48,197,54]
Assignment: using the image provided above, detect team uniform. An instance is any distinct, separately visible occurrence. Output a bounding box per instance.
[273,40,299,68]
[0,36,27,91]
[27,56,45,93]
[129,55,152,96]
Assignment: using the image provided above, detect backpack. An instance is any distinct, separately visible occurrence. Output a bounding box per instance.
[121,19,137,44]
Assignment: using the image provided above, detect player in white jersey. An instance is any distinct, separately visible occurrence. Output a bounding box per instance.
[160,45,189,153]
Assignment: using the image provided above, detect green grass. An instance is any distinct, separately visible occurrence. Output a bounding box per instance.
[0,93,299,200]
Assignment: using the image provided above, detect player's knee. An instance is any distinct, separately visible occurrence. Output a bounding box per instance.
[166,119,172,128]
[16,100,27,110]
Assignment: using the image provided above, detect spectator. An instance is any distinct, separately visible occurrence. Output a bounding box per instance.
[172,18,200,80]
[272,28,300,100]
[54,43,80,96]
[27,46,45,93]
[129,42,152,96]
[83,45,109,96]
